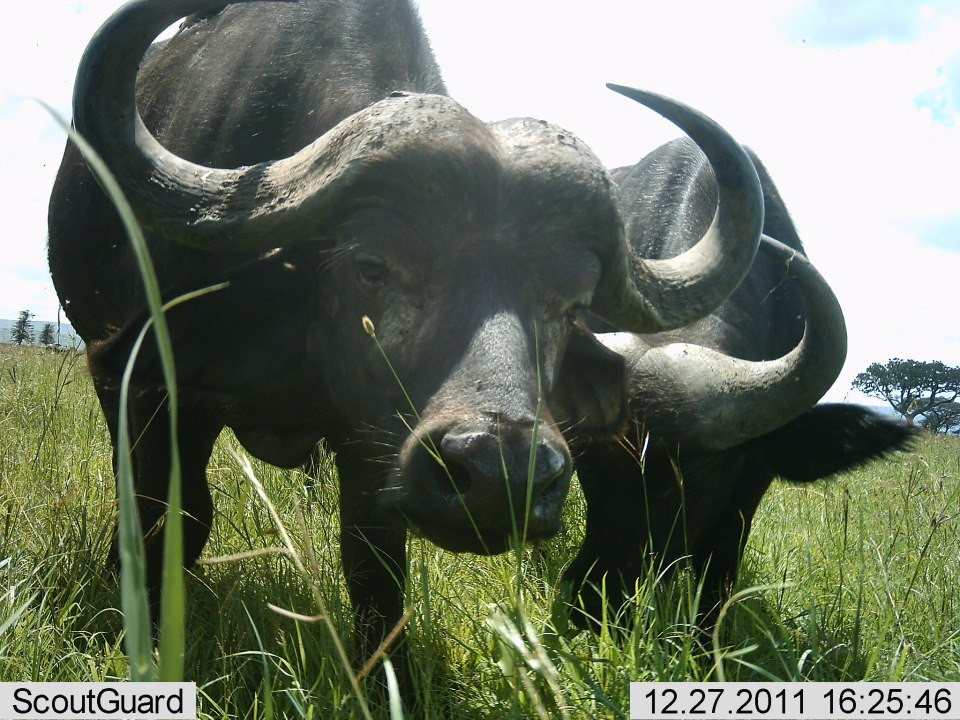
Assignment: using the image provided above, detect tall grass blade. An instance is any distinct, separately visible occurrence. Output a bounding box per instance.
[0,592,39,639]
[244,604,275,719]
[382,657,405,720]
[43,103,185,681]
[115,322,157,680]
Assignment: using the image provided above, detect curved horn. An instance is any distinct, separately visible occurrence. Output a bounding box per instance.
[598,235,847,451]
[71,0,485,251]
[589,85,764,333]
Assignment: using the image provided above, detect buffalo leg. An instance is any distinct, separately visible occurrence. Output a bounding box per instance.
[101,387,222,619]
[564,441,655,631]
[567,441,754,632]
[335,449,408,665]
[693,459,772,622]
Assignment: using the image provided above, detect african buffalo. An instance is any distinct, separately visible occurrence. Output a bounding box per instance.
[48,0,910,665]
[562,131,916,628]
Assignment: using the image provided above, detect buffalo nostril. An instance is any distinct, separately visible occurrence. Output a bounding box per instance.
[534,442,568,488]
[438,431,495,498]
[529,442,571,514]
[422,428,572,541]
[439,431,569,500]
[440,431,490,458]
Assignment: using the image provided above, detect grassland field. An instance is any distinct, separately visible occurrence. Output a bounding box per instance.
[1,343,958,718]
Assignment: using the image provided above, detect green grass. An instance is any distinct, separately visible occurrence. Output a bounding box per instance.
[1,343,959,717]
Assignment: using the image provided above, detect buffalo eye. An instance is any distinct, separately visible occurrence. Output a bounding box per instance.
[355,254,389,291]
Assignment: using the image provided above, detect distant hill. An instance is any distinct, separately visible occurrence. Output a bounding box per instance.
[0,318,84,349]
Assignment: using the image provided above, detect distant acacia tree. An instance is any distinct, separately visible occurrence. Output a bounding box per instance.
[853,358,960,429]
[39,323,56,346]
[11,310,34,345]
[919,402,960,435]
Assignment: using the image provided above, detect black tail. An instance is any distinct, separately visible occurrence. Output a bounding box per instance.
[756,404,918,484]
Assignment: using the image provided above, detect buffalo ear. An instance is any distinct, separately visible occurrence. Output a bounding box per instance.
[551,323,628,438]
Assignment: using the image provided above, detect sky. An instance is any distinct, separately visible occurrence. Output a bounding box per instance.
[1,1,958,403]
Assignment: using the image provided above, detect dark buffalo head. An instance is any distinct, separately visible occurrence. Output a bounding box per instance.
[68,0,793,556]
[305,106,625,553]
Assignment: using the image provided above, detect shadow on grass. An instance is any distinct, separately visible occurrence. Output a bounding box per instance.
[715,565,875,682]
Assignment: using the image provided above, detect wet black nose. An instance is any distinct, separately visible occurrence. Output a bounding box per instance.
[437,429,570,531]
